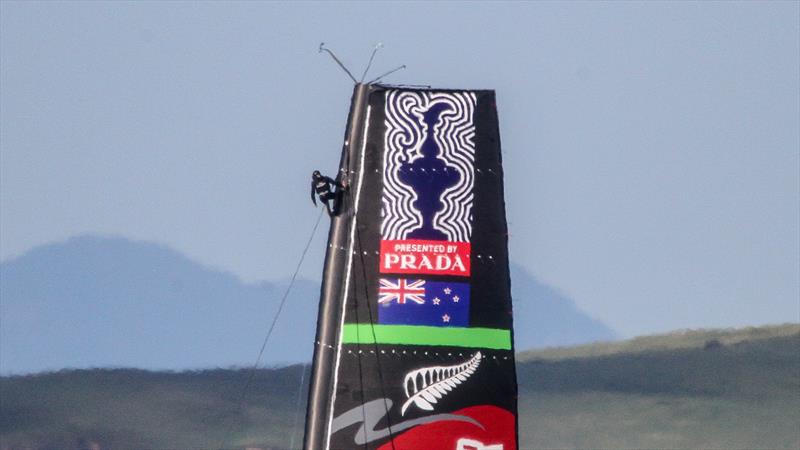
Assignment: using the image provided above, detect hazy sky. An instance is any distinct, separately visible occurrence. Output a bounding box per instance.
[1,1,798,337]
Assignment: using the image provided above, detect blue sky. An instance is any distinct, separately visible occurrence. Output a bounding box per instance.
[1,1,798,337]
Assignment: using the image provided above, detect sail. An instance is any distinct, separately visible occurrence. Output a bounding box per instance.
[305,83,517,450]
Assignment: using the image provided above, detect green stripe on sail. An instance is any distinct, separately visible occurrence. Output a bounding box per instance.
[341,324,511,350]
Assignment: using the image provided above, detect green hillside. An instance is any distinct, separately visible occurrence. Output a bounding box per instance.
[517,323,800,449]
[2,324,798,449]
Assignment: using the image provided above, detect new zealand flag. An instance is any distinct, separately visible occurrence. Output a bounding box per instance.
[378,278,470,327]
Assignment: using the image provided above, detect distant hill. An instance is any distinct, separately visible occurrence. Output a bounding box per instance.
[509,262,615,348]
[1,324,797,449]
[0,236,320,374]
[518,322,800,361]
[0,235,614,374]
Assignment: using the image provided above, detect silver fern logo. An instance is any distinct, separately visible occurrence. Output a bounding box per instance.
[400,352,482,415]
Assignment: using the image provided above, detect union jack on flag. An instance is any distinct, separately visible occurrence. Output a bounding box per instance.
[378,278,426,305]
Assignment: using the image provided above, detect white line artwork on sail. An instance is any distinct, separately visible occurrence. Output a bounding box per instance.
[382,90,476,242]
[400,351,482,416]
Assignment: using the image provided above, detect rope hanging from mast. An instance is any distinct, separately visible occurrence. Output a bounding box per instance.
[217,207,325,450]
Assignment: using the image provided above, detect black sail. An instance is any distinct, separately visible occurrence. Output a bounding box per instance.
[304,84,517,450]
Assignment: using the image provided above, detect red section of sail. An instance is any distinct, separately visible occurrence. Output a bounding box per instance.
[380,239,471,276]
[378,405,515,450]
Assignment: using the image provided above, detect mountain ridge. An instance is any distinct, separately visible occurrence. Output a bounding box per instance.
[0,235,615,374]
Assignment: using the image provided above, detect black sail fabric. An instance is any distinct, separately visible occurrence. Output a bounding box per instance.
[306,84,517,450]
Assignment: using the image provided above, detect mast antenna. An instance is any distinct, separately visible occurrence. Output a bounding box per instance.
[319,42,357,84]
[360,42,383,82]
[368,64,407,84]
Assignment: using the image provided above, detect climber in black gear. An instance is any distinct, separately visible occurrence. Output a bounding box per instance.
[311,170,343,215]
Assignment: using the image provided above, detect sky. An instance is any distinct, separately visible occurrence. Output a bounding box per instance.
[1,1,798,338]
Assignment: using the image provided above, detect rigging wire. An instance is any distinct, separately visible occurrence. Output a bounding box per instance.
[289,362,310,450]
[354,222,398,450]
[368,65,407,85]
[337,163,397,448]
[338,193,371,450]
[218,207,325,450]
[360,43,383,83]
[352,267,369,450]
